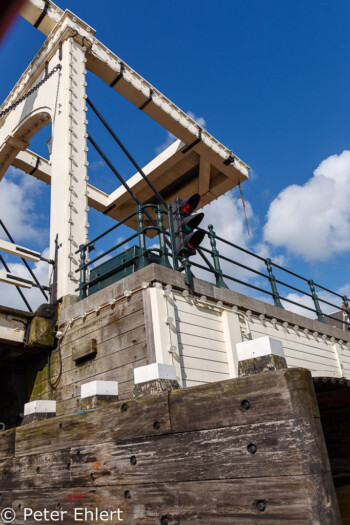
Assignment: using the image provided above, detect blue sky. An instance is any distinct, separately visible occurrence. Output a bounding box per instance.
[0,0,350,314]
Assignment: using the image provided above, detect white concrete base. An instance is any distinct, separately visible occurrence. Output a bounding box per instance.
[236,336,285,361]
[24,400,56,416]
[134,363,177,384]
[81,380,119,399]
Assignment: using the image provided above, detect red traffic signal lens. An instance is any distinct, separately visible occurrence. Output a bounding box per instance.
[182,203,191,215]
[180,194,201,215]
[185,229,205,251]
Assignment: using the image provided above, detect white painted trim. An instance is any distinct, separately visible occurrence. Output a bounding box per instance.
[236,336,285,361]
[134,363,177,384]
[81,380,118,399]
[333,343,345,377]
[164,291,183,387]
[24,400,56,416]
[221,310,242,378]
[148,287,173,366]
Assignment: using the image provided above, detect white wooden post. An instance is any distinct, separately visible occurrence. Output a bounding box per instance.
[221,310,242,378]
[49,37,89,300]
[148,286,182,385]
[332,341,345,377]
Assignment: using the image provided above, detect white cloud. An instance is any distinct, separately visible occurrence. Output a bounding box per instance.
[155,131,177,156]
[155,111,206,156]
[0,167,47,244]
[191,191,272,295]
[280,288,344,321]
[264,150,350,261]
[187,111,206,129]
[89,160,105,170]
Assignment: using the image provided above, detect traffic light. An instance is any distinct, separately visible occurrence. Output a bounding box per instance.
[171,194,205,258]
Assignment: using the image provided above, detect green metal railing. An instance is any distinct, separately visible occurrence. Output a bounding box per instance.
[76,206,350,328]
[75,204,174,300]
[187,224,350,327]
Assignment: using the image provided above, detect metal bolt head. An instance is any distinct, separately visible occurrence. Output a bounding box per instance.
[256,500,266,512]
[130,455,137,466]
[247,443,257,454]
[241,400,250,410]
[160,517,168,525]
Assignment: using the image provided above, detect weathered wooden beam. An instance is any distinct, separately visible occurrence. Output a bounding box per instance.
[198,156,211,195]
[10,475,339,524]
[169,368,320,433]
[15,392,171,457]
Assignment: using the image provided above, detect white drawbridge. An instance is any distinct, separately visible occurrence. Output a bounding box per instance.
[0,0,249,303]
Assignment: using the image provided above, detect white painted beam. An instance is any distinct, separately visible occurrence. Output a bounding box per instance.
[0,314,27,344]
[0,270,33,288]
[0,239,41,262]
[13,150,109,212]
[13,150,51,184]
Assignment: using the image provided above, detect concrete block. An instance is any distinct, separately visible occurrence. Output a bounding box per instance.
[236,336,285,361]
[24,400,56,416]
[81,380,119,399]
[22,400,56,424]
[134,363,177,384]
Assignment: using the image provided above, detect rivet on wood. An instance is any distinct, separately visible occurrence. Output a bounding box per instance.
[160,517,168,525]
[124,490,131,499]
[130,455,137,466]
[241,400,250,410]
[57,503,62,510]
[18,504,22,511]
[153,421,160,430]
[59,423,63,429]
[66,463,71,470]
[256,500,266,512]
[90,472,95,480]
[36,467,40,474]
[247,443,257,454]
[121,403,128,412]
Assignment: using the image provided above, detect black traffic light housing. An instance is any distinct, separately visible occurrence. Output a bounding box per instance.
[171,194,205,258]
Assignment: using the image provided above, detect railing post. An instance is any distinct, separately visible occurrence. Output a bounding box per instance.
[157,205,172,269]
[342,295,350,320]
[183,259,194,290]
[167,205,179,271]
[309,279,325,323]
[208,225,228,288]
[137,206,149,270]
[78,245,87,301]
[265,258,283,309]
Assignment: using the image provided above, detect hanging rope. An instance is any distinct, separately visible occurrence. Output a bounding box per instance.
[238,182,250,236]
